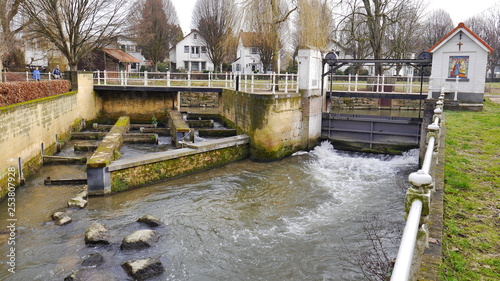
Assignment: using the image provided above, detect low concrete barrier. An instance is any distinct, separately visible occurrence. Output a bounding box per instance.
[108,135,249,193]
[167,109,190,148]
[87,116,130,195]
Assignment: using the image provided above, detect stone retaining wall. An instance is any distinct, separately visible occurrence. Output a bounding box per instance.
[0,73,97,199]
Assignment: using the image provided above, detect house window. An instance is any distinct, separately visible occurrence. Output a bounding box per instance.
[250,47,259,54]
[236,64,241,72]
[194,34,198,39]
[184,46,189,53]
[201,62,206,70]
[192,62,200,71]
[201,46,207,53]
[191,46,200,54]
[184,61,189,69]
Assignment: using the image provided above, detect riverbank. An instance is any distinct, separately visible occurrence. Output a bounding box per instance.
[440,98,500,279]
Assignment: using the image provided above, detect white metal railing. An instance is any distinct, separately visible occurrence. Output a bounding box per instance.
[428,76,462,101]
[327,74,430,94]
[390,89,445,280]
[327,74,464,99]
[92,71,299,94]
[0,71,62,82]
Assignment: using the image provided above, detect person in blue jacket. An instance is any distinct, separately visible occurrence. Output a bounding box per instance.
[32,67,41,81]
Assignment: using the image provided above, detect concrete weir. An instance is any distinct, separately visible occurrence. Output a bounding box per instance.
[108,135,249,194]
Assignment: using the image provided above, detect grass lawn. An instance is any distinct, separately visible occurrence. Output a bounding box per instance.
[440,99,500,280]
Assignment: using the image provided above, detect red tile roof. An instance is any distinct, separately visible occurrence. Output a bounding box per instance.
[103,48,141,63]
[428,22,494,54]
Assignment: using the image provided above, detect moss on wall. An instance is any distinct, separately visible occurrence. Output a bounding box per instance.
[219,89,305,161]
[87,116,130,168]
[110,144,249,193]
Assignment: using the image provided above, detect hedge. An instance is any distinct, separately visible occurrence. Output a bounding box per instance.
[0,80,71,107]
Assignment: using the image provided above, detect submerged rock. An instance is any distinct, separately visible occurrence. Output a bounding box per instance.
[122,257,164,280]
[137,215,163,227]
[85,222,110,245]
[82,253,104,267]
[55,215,72,226]
[51,211,65,220]
[68,196,88,208]
[52,211,72,226]
[121,229,160,250]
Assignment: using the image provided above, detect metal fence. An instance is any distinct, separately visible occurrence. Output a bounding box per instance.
[93,71,299,94]
[1,71,63,82]
[327,74,463,99]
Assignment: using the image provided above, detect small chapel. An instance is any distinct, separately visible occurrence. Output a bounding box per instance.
[428,22,494,104]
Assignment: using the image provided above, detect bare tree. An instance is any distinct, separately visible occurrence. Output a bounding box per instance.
[21,0,127,70]
[335,0,372,74]
[421,9,453,49]
[296,0,335,50]
[243,0,297,74]
[0,0,27,74]
[129,0,181,72]
[385,1,425,74]
[338,0,425,75]
[465,4,500,81]
[192,0,236,72]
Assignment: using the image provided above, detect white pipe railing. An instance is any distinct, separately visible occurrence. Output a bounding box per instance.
[391,200,423,281]
[91,71,299,94]
[390,90,445,280]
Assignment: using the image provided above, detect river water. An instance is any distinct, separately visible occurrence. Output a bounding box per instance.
[0,141,418,280]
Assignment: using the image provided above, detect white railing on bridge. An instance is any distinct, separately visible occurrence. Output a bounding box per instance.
[93,71,299,94]
[327,74,463,100]
[390,89,445,280]
[327,74,429,94]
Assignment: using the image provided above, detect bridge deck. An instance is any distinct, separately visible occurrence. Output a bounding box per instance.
[94,85,224,93]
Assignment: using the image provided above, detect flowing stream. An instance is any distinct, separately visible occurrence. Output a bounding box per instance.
[0,141,418,280]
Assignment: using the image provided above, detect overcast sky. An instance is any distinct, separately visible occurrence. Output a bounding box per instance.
[171,0,498,35]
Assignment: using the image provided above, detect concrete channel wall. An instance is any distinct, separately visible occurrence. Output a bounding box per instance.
[218,89,307,161]
[0,73,97,199]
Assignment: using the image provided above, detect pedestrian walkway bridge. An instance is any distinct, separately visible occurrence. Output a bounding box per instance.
[93,71,299,94]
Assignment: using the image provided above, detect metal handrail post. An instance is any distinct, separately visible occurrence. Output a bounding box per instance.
[272,72,276,94]
[251,73,254,93]
[285,72,288,94]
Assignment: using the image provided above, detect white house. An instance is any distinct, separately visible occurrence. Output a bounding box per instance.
[428,22,493,103]
[117,38,148,72]
[232,32,263,74]
[169,30,214,72]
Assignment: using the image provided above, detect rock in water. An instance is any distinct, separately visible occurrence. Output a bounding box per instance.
[55,215,72,226]
[122,257,164,280]
[121,229,160,250]
[68,197,88,208]
[51,211,65,220]
[82,253,104,267]
[85,222,110,245]
[137,215,163,227]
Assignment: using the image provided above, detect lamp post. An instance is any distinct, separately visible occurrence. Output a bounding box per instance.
[324,52,338,111]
